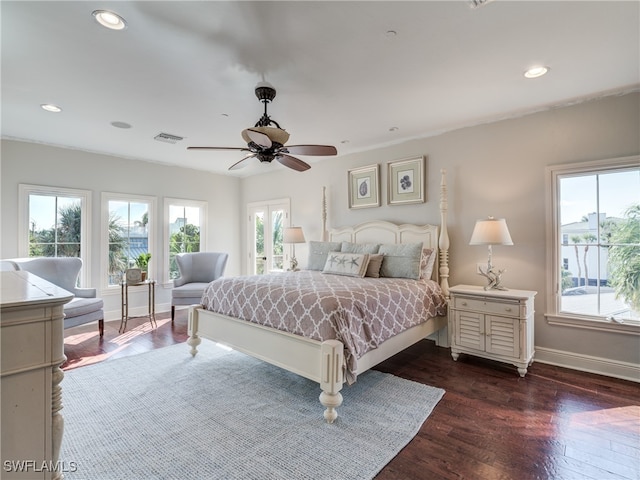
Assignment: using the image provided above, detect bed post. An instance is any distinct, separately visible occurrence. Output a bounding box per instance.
[439,169,450,299]
[321,186,328,241]
[187,305,202,356]
[319,340,344,423]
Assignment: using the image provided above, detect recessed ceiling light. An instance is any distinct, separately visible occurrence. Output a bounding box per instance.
[524,66,549,79]
[389,126,399,132]
[386,30,397,37]
[41,104,62,113]
[92,10,127,30]
[111,121,132,129]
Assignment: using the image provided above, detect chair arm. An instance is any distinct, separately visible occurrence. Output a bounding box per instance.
[74,287,97,298]
[173,277,188,288]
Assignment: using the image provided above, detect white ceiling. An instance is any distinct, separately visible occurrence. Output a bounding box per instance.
[2,1,638,177]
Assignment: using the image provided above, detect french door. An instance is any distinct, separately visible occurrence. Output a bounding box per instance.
[247,199,290,274]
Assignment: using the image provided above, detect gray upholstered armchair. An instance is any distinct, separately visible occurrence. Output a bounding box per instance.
[171,252,229,321]
[12,257,104,336]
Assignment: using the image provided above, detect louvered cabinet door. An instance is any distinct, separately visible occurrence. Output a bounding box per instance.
[449,285,536,377]
[485,315,520,358]
[454,310,485,351]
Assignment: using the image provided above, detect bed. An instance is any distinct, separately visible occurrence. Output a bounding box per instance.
[187,169,451,423]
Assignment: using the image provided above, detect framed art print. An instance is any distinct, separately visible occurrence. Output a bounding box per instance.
[125,268,142,284]
[387,156,425,205]
[348,164,380,209]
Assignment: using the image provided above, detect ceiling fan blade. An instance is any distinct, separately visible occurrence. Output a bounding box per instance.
[187,146,249,151]
[277,154,311,172]
[285,145,337,156]
[229,154,256,171]
[242,128,272,148]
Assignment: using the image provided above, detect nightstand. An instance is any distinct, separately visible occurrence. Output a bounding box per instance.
[449,284,537,377]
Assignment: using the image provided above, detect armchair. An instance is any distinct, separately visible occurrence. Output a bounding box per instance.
[12,257,104,337]
[171,252,229,321]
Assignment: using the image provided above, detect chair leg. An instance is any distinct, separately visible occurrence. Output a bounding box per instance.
[99,319,104,337]
[171,306,175,323]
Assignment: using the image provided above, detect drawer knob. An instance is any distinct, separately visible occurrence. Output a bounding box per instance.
[461,301,467,306]
[505,307,512,312]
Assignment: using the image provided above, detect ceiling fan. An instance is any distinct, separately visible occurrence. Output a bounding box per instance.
[188,82,337,172]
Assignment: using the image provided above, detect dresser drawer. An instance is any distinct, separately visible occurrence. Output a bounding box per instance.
[453,295,522,316]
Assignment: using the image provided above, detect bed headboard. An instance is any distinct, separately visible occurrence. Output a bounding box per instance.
[324,170,450,297]
[328,221,440,282]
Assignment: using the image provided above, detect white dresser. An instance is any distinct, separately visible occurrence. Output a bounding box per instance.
[448,284,537,377]
[1,271,73,480]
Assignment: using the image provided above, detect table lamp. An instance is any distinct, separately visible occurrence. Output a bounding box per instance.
[469,216,513,290]
[283,226,306,271]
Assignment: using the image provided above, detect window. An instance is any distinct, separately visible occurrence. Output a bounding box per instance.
[18,184,91,285]
[101,193,156,289]
[164,198,207,282]
[547,157,640,333]
[248,199,290,275]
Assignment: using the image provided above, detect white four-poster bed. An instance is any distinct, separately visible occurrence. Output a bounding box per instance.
[187,169,450,423]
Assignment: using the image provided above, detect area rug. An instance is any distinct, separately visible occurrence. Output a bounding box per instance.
[60,341,444,480]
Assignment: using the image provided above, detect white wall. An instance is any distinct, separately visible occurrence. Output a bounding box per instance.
[239,92,640,376]
[0,140,242,317]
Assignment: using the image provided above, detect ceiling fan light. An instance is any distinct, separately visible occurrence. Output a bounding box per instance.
[242,126,290,146]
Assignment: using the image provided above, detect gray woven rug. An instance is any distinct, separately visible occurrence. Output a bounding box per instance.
[60,341,444,480]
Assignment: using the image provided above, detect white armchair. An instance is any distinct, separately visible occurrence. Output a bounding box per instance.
[12,257,104,337]
[171,252,229,321]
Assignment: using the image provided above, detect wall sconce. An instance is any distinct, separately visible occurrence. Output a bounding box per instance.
[283,226,306,271]
[469,216,513,290]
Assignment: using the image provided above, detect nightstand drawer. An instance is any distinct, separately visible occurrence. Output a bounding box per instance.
[453,295,521,316]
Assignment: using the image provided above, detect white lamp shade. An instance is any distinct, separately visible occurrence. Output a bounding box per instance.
[469,217,513,246]
[283,226,306,244]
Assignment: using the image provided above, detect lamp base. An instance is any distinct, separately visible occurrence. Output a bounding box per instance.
[288,256,299,272]
[478,265,508,291]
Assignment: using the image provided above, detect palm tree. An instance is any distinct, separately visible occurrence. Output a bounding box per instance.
[608,205,640,312]
[582,233,597,288]
[570,235,583,286]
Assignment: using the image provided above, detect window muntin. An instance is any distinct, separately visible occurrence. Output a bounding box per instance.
[102,193,155,289]
[165,199,207,282]
[549,158,640,329]
[18,184,91,285]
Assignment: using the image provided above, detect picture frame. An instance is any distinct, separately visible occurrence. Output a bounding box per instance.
[387,156,425,205]
[125,268,142,284]
[348,164,380,209]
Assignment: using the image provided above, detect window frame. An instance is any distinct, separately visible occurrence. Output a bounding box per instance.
[163,198,208,285]
[101,192,157,293]
[18,184,92,286]
[545,156,640,335]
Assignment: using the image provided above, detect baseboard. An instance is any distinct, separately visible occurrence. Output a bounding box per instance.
[535,346,640,383]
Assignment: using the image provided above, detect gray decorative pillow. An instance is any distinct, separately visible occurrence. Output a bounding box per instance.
[365,254,384,278]
[378,242,423,280]
[307,241,342,271]
[323,253,370,277]
[340,242,380,254]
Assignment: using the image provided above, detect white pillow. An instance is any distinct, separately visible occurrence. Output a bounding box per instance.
[322,253,370,277]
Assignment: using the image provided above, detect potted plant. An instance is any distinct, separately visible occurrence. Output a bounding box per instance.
[135,253,151,281]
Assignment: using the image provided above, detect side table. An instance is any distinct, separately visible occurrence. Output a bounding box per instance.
[449,284,537,377]
[119,279,157,333]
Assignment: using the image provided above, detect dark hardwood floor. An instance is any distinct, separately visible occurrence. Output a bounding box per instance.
[63,310,640,480]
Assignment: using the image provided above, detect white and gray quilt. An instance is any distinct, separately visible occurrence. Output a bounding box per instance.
[200,270,447,382]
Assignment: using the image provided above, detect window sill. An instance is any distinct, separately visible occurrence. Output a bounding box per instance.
[545,313,640,336]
